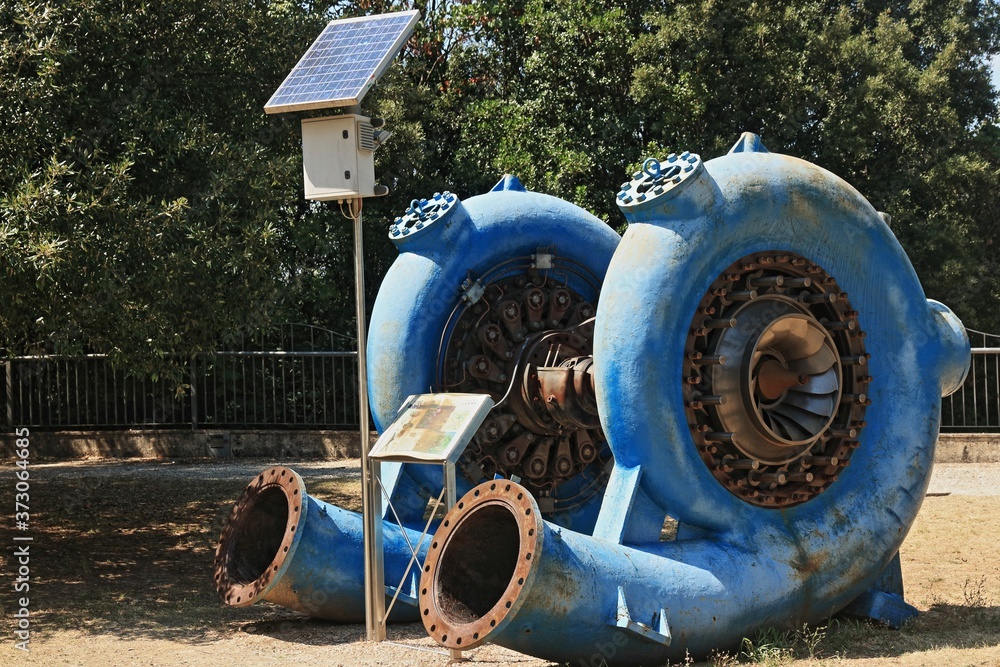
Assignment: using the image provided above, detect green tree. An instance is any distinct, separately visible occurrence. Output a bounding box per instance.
[0,0,416,376]
[628,0,1000,328]
[1,0,998,381]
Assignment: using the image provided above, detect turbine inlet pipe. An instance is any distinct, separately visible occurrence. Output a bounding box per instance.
[214,466,428,623]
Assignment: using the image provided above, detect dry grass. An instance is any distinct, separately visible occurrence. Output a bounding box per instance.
[0,461,996,666]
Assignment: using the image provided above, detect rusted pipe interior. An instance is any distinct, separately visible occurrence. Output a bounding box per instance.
[226,486,289,584]
[215,467,303,606]
[434,503,521,624]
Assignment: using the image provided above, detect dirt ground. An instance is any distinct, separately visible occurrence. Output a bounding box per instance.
[0,459,997,667]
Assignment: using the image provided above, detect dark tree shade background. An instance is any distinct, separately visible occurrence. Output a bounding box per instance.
[1,0,998,380]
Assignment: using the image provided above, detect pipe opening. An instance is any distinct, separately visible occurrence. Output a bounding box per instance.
[226,486,289,584]
[435,503,521,624]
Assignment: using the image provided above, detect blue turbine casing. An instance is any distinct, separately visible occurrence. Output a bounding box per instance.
[366,177,621,531]
[419,140,971,664]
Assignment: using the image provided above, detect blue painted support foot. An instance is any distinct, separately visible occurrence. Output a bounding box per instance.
[841,553,919,628]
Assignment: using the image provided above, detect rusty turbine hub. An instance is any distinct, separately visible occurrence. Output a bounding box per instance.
[439,255,608,507]
[684,252,870,508]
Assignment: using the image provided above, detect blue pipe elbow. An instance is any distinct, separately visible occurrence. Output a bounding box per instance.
[926,299,971,397]
[214,466,427,622]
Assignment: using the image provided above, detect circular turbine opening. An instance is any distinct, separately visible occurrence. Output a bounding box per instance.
[434,503,521,625]
[226,486,289,584]
[684,252,869,508]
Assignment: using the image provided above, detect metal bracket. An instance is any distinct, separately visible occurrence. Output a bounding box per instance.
[532,251,553,270]
[384,570,420,607]
[460,278,485,305]
[611,586,672,646]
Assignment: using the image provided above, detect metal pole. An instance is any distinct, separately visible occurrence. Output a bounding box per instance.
[5,361,13,429]
[355,200,386,642]
[190,355,198,430]
[444,461,465,662]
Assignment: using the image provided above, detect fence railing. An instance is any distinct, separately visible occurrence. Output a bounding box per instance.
[0,324,361,430]
[941,329,1000,431]
[2,324,996,432]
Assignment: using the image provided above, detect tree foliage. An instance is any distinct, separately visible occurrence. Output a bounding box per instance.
[0,0,998,378]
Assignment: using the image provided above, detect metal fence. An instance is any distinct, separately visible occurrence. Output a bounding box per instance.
[0,324,360,430]
[3,323,997,432]
[941,329,1000,431]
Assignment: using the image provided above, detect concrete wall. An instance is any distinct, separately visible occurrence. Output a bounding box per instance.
[0,430,997,462]
[0,429,376,460]
[935,433,1000,463]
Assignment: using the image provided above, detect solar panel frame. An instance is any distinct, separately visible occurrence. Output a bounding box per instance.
[264,9,420,114]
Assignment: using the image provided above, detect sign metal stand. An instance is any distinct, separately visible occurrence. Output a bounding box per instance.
[368,393,494,659]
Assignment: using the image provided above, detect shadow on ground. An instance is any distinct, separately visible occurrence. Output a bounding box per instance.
[0,461,362,644]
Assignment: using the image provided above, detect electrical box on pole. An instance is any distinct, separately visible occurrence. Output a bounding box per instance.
[301,114,391,201]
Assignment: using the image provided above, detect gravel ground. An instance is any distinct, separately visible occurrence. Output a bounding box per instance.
[7,456,997,667]
[33,458,1000,496]
[925,462,1000,495]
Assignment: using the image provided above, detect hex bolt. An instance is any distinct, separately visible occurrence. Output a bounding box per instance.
[747,275,784,289]
[692,354,727,366]
[705,432,739,445]
[704,318,737,329]
[801,292,836,304]
[824,320,857,331]
[804,455,839,467]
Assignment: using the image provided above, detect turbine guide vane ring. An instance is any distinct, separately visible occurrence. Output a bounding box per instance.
[438,257,608,506]
[684,252,869,508]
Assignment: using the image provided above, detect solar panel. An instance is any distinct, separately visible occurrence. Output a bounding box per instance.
[264,10,420,114]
